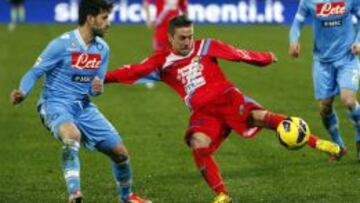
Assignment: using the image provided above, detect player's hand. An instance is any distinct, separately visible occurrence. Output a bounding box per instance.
[10,89,25,105]
[91,76,103,94]
[352,43,360,55]
[270,52,278,62]
[289,43,300,58]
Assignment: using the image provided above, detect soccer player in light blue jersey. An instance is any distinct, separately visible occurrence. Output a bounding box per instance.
[289,0,360,161]
[9,0,151,203]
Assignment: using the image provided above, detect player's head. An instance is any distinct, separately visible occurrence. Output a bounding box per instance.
[168,15,194,56]
[78,0,113,37]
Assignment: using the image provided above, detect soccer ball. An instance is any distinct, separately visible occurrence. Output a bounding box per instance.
[276,117,310,150]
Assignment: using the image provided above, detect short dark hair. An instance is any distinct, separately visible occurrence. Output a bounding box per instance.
[78,0,113,25]
[168,15,193,35]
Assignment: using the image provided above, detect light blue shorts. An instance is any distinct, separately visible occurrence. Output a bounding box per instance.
[38,99,121,151]
[313,54,360,100]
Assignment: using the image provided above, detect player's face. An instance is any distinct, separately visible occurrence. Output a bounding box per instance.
[169,26,194,56]
[90,10,111,37]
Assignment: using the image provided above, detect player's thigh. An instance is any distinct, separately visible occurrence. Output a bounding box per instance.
[185,110,227,150]
[313,60,338,100]
[77,103,122,151]
[337,56,360,94]
[38,102,77,141]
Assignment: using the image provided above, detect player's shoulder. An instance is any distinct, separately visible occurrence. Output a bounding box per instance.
[53,31,73,43]
[45,31,73,51]
[95,36,110,51]
[195,38,216,49]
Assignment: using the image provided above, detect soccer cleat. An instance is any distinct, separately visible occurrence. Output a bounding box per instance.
[212,192,232,203]
[329,147,348,161]
[121,193,152,203]
[68,191,83,203]
[315,139,341,157]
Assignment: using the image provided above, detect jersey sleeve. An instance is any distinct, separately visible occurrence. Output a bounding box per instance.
[105,55,162,85]
[204,39,274,67]
[352,1,360,44]
[289,0,309,43]
[19,38,64,96]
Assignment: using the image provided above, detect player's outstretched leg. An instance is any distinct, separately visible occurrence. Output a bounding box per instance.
[258,111,342,158]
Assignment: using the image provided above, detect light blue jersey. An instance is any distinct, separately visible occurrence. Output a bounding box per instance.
[290,0,360,62]
[18,29,121,151]
[19,29,109,104]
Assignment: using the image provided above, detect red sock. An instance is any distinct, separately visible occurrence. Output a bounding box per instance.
[307,135,319,148]
[263,112,287,130]
[192,148,227,194]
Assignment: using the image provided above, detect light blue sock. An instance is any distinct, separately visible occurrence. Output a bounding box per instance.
[349,104,360,143]
[62,140,81,195]
[322,110,345,148]
[112,160,132,200]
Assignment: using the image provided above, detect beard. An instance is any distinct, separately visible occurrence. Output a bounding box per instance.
[91,26,108,38]
[92,27,105,38]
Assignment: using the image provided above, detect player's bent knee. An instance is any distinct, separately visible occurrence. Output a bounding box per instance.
[340,96,357,109]
[109,144,129,164]
[190,132,211,149]
[58,123,81,141]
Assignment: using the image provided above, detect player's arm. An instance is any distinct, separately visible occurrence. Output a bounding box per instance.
[289,0,309,58]
[105,56,162,85]
[10,39,64,105]
[351,1,360,55]
[205,39,276,67]
[143,0,154,29]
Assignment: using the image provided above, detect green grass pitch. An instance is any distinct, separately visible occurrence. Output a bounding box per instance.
[1,24,359,202]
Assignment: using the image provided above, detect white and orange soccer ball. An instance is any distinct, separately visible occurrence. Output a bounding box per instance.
[276,117,310,150]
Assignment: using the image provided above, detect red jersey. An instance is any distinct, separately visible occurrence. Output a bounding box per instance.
[105,39,274,109]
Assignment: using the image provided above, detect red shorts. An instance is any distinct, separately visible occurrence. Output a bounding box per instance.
[185,88,264,153]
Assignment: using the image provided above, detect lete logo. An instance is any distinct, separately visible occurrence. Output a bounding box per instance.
[72,53,101,69]
[316,2,346,17]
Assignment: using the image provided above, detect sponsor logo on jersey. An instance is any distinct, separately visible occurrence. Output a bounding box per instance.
[72,75,94,83]
[316,2,346,17]
[322,19,342,27]
[177,57,206,94]
[71,53,101,69]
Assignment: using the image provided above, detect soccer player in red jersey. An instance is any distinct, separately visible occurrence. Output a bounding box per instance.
[105,16,341,203]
